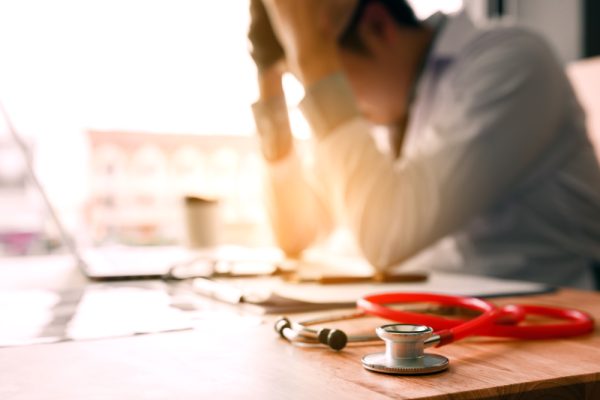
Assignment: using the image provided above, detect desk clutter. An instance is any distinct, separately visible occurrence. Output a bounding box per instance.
[184,253,553,314]
[0,282,260,348]
[0,250,553,348]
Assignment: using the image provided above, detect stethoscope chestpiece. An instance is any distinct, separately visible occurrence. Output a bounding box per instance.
[362,324,449,375]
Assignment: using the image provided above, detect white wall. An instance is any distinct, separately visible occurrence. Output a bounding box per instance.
[506,0,583,63]
[465,0,583,64]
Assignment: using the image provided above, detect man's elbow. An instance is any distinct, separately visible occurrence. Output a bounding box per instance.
[271,224,316,259]
[276,238,308,259]
[358,235,400,272]
[356,223,419,273]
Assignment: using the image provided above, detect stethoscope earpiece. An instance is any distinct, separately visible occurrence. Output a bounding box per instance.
[317,328,348,350]
[275,317,349,350]
[274,317,292,338]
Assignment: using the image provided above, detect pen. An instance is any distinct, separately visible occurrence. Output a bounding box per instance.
[285,272,429,285]
[192,277,245,304]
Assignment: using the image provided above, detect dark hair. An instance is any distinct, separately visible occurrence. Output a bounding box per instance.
[338,0,420,53]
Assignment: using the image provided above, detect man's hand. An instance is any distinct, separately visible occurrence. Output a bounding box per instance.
[248,0,285,72]
[261,0,358,86]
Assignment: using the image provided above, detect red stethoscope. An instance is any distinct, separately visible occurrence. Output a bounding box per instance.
[275,292,595,375]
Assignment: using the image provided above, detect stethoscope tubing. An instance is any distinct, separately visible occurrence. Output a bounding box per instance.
[478,304,595,339]
[357,292,595,345]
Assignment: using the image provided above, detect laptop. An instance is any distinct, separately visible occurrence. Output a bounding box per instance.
[0,102,201,280]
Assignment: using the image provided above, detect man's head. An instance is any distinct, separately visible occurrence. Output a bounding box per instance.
[338,0,420,52]
[335,0,432,125]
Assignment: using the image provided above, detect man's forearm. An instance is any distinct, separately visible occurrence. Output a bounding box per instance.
[253,67,331,256]
[252,67,292,162]
[264,155,332,257]
[258,65,285,101]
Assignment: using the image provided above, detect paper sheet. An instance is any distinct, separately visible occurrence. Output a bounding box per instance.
[0,282,261,348]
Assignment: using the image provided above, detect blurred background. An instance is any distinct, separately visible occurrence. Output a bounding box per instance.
[0,0,598,256]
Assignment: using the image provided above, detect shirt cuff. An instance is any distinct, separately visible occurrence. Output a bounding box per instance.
[252,96,293,161]
[299,73,360,139]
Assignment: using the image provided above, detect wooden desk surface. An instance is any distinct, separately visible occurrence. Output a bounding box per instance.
[1,257,600,400]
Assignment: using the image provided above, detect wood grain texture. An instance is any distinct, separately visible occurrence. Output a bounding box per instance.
[1,257,599,400]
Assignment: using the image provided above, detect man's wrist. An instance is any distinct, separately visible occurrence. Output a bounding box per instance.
[258,63,285,101]
[299,72,360,139]
[296,47,341,86]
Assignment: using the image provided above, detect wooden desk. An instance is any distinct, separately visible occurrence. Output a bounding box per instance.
[1,257,599,399]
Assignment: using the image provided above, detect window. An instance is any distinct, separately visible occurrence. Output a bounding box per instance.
[0,1,464,249]
[409,0,463,19]
[0,1,463,138]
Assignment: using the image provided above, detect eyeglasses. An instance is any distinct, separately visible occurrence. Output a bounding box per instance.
[164,257,287,281]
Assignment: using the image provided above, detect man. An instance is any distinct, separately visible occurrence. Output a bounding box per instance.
[248,0,600,288]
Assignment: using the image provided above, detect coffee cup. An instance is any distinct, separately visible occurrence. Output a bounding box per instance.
[183,196,221,249]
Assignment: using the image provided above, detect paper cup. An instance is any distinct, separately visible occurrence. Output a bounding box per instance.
[183,196,221,249]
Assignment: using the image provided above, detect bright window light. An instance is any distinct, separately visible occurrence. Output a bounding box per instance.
[0,0,464,138]
[409,0,464,19]
[0,0,258,136]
